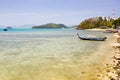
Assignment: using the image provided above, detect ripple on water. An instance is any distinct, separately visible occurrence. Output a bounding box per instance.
[0,31,114,80]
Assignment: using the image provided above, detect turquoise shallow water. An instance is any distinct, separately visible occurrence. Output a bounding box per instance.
[0,28,114,80]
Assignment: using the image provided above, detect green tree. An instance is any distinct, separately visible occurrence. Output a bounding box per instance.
[98,16,103,21]
[76,16,118,29]
[116,17,120,26]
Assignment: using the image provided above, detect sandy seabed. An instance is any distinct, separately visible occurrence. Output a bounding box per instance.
[0,32,118,80]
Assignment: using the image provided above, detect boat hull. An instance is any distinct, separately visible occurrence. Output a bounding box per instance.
[79,37,106,41]
[77,33,106,41]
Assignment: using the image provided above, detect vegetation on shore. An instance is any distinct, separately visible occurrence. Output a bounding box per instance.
[76,17,120,29]
[32,23,67,29]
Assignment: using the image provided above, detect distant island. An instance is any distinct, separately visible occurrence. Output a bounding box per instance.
[32,23,67,29]
[6,26,13,29]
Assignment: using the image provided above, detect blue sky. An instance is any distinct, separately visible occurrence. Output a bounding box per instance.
[0,0,120,26]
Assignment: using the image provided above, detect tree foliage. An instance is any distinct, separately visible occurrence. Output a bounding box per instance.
[32,23,67,29]
[76,17,120,29]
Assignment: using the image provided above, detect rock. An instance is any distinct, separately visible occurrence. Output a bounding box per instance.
[3,29,8,31]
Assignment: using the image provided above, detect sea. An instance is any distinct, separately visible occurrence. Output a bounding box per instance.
[0,28,115,80]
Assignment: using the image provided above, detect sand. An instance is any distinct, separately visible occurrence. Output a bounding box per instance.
[102,32,120,80]
[85,28,107,31]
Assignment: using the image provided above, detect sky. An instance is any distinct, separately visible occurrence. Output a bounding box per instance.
[0,0,120,26]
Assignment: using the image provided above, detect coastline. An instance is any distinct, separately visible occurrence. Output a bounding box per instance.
[110,32,120,80]
[85,28,107,31]
[79,32,120,80]
[101,32,120,80]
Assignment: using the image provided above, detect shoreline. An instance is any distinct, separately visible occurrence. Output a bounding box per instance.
[103,32,120,80]
[82,32,120,80]
[85,28,107,31]
[85,28,118,32]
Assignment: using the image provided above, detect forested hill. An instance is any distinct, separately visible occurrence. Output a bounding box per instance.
[76,17,120,29]
[32,23,67,29]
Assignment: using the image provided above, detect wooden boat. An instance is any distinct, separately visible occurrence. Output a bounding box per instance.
[77,33,107,41]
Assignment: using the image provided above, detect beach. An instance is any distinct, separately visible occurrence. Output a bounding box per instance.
[108,32,120,80]
[0,29,118,80]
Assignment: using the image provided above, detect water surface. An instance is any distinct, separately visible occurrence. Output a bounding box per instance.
[0,29,114,80]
